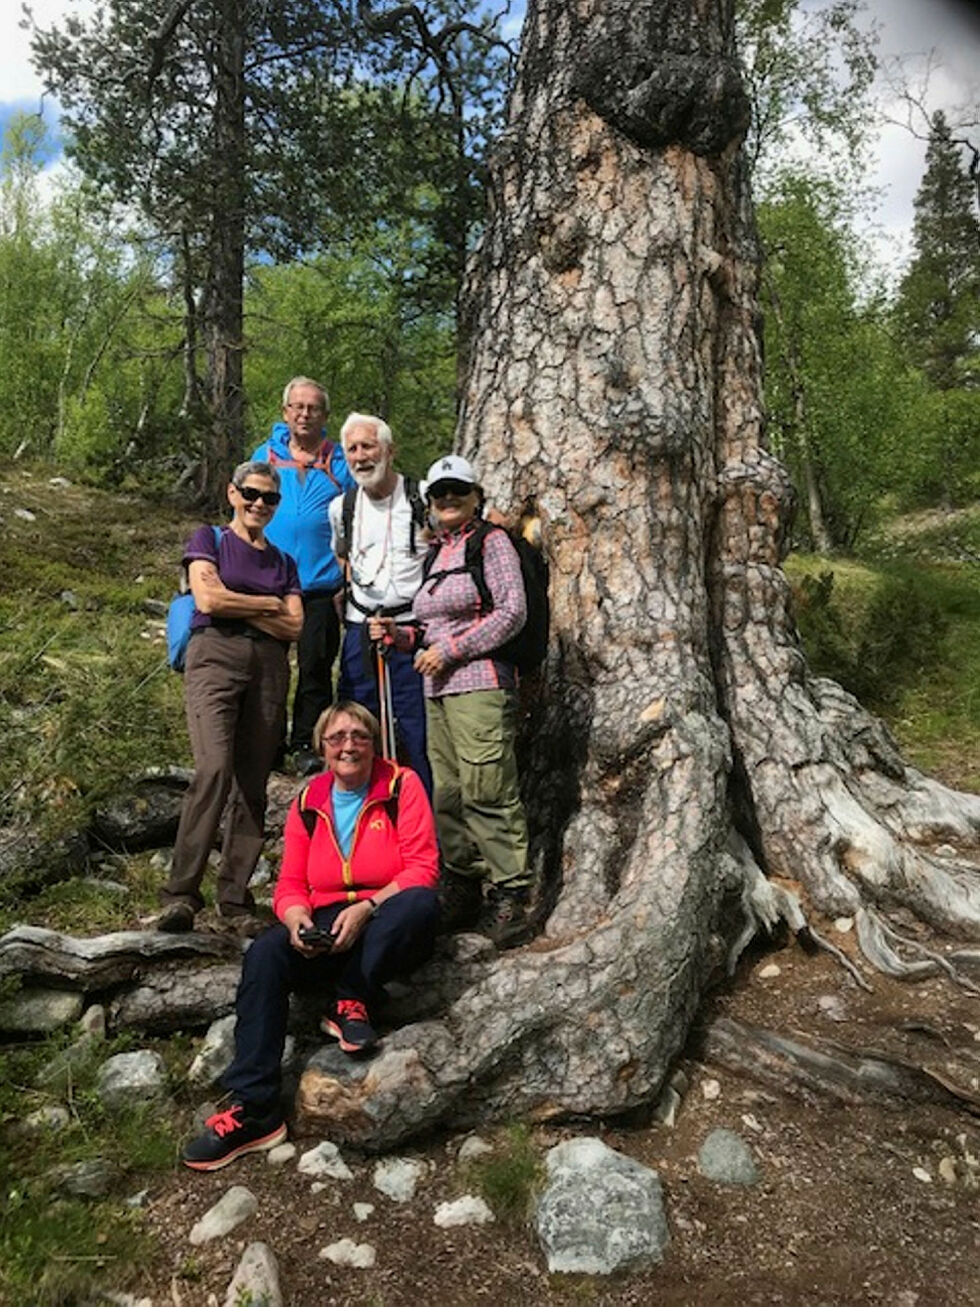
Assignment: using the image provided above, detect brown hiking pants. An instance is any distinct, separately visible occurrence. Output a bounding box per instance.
[162,627,289,913]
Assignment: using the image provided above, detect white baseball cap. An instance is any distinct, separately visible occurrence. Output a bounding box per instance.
[422,454,478,499]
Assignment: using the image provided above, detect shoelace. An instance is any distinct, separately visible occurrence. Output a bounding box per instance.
[336,998,369,1023]
[205,1105,244,1137]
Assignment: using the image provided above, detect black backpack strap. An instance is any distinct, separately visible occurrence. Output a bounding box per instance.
[384,771,402,825]
[338,486,357,561]
[403,475,427,555]
[464,520,496,612]
[298,783,317,839]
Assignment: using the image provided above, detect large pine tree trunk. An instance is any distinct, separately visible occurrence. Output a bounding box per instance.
[297,0,980,1147]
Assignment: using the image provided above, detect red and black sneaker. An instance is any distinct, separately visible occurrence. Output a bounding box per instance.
[320,998,378,1054]
[182,1101,286,1172]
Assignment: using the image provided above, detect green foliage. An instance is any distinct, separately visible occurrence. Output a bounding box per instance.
[464,1125,542,1224]
[759,175,920,549]
[736,0,878,193]
[792,562,947,709]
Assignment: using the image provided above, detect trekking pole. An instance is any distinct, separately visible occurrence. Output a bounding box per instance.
[373,610,397,760]
[383,643,396,759]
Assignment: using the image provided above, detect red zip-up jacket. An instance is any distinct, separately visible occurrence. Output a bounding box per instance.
[273,758,438,918]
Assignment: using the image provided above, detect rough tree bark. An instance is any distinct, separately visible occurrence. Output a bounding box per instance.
[297,0,980,1146]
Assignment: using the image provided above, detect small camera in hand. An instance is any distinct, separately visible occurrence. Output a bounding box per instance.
[298,925,333,949]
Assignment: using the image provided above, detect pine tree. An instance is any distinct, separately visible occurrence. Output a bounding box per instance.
[898,111,980,392]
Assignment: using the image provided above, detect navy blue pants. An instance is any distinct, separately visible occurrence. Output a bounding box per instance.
[222,887,439,1110]
[338,624,433,798]
[291,589,341,750]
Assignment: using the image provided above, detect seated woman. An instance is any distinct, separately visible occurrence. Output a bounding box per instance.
[182,701,439,1172]
[372,454,531,947]
[158,460,303,933]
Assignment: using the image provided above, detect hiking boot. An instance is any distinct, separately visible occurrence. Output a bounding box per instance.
[321,998,378,1055]
[479,886,532,950]
[437,871,483,934]
[217,902,269,939]
[156,902,195,934]
[182,1100,286,1172]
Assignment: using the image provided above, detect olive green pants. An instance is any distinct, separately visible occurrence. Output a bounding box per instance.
[425,689,529,889]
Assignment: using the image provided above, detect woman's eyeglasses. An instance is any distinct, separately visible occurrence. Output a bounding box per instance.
[429,479,473,499]
[323,729,373,748]
[237,486,282,506]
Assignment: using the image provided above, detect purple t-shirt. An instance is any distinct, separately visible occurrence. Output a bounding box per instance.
[184,525,301,633]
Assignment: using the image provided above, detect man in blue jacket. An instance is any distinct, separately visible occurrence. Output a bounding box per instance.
[251,377,354,775]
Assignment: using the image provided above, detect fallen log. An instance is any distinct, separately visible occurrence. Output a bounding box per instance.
[699,1015,980,1115]
[109,962,242,1033]
[0,925,243,992]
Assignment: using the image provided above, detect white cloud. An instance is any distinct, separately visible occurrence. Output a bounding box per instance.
[1,0,94,104]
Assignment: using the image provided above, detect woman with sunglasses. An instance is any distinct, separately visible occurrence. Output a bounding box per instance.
[158,460,304,933]
[373,455,532,948]
[181,700,439,1172]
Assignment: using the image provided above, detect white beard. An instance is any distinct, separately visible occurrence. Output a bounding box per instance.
[353,462,392,494]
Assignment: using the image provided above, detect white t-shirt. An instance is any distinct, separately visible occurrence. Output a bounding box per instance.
[329,476,426,622]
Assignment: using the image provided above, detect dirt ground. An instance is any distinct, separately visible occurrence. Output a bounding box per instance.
[136,936,980,1307]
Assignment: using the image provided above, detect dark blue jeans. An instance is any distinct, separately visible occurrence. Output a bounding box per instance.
[338,624,432,798]
[222,887,439,1110]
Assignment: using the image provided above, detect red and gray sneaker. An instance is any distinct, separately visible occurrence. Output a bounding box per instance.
[320,998,378,1054]
[182,1100,286,1172]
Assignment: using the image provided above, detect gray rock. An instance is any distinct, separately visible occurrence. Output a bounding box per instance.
[817,993,847,1022]
[372,1156,426,1202]
[267,1142,297,1167]
[188,1014,236,1086]
[0,827,89,899]
[141,598,169,618]
[433,1195,495,1227]
[224,1241,282,1307]
[48,1157,120,1199]
[189,1185,258,1245]
[79,1004,106,1039]
[91,776,190,852]
[318,1238,376,1268]
[96,1050,168,1111]
[457,1134,493,1163]
[22,1105,70,1134]
[0,987,84,1034]
[48,476,72,488]
[353,1202,375,1222]
[13,507,36,522]
[81,877,129,895]
[535,1137,668,1274]
[109,962,241,1034]
[698,1128,760,1185]
[654,1085,682,1127]
[35,1032,99,1088]
[298,1141,353,1180]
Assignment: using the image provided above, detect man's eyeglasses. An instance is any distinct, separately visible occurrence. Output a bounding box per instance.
[287,403,325,415]
[429,479,473,499]
[323,729,373,748]
[237,486,282,506]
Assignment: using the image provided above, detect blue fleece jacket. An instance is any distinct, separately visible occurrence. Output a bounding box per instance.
[251,422,355,593]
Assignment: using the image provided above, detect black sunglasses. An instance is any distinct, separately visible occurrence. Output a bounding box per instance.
[238,485,282,506]
[429,479,474,500]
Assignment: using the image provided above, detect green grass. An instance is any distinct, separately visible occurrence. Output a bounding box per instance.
[0,465,197,837]
[463,1124,542,1224]
[785,546,980,793]
[0,855,162,935]
[0,1027,191,1304]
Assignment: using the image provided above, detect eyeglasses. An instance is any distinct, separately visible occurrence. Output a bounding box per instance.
[237,486,282,506]
[323,729,373,748]
[287,403,325,415]
[429,479,474,499]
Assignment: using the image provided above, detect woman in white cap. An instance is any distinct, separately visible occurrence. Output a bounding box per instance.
[372,454,531,947]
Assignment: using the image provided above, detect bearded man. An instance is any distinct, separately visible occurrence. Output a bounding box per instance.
[329,413,432,795]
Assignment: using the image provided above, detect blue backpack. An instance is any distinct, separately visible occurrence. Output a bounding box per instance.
[166,527,222,672]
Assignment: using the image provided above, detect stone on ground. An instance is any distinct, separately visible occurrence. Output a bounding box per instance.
[189,1186,258,1245]
[47,1157,121,1200]
[267,1142,297,1167]
[372,1156,426,1202]
[319,1238,376,1268]
[457,1134,493,1163]
[433,1195,495,1227]
[298,1140,353,1180]
[223,1241,282,1307]
[698,1128,760,1185]
[535,1137,669,1274]
[96,1049,168,1111]
[0,987,83,1034]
